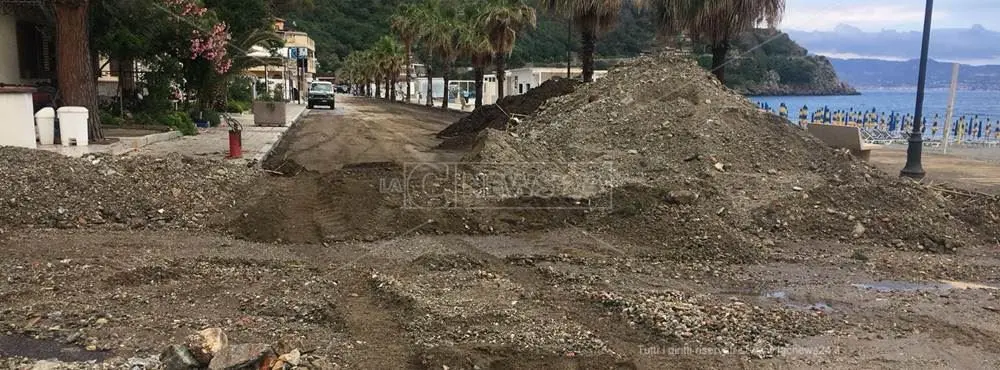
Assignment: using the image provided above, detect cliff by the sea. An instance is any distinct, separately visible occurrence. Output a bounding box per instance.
[698,29,859,96]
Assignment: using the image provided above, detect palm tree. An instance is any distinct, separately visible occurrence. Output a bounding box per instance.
[671,0,784,83]
[374,36,405,101]
[391,3,422,103]
[421,2,462,110]
[457,6,494,108]
[542,0,639,82]
[480,0,536,99]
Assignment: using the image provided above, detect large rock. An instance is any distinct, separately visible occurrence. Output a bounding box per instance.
[160,345,201,370]
[208,343,274,370]
[188,327,229,364]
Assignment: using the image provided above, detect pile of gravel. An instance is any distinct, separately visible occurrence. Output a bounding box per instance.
[0,147,258,230]
[463,51,978,260]
[436,79,581,143]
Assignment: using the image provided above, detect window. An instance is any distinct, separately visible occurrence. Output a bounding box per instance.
[519,84,523,94]
[16,22,53,80]
[527,84,531,90]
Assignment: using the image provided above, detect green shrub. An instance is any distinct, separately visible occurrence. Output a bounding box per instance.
[224,100,249,113]
[157,112,197,136]
[188,109,221,127]
[100,111,124,126]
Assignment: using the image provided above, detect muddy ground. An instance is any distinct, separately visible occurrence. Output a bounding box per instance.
[2,96,1000,369]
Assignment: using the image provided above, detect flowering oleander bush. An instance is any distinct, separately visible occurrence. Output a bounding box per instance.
[161,0,232,74]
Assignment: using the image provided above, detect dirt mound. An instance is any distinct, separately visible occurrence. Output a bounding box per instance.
[436,78,581,140]
[0,147,257,230]
[464,51,981,259]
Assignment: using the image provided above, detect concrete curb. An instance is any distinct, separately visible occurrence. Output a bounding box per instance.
[254,106,310,166]
[114,131,183,154]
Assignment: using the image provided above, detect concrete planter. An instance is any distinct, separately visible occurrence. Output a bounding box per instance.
[253,101,287,127]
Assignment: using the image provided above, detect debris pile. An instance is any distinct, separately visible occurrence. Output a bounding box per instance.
[435,78,581,147]
[593,289,828,358]
[0,147,257,230]
[464,51,979,259]
[3,328,326,370]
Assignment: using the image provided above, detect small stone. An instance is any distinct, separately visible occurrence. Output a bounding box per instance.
[792,186,804,191]
[852,223,866,237]
[86,344,98,351]
[766,169,779,175]
[666,190,699,205]
[627,149,639,155]
[161,345,200,370]
[216,168,228,175]
[95,318,109,325]
[714,162,725,172]
[209,343,273,370]
[30,360,62,370]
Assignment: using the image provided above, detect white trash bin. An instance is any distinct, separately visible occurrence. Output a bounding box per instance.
[57,106,89,146]
[35,107,56,145]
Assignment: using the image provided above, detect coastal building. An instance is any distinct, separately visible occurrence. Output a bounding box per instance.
[477,67,608,105]
[246,18,318,101]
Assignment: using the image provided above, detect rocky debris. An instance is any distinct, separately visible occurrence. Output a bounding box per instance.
[593,289,828,358]
[208,343,274,370]
[187,328,228,365]
[0,148,258,230]
[370,269,614,355]
[462,51,983,258]
[436,79,581,143]
[161,345,201,369]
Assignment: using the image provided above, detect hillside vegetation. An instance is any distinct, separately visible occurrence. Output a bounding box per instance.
[286,1,654,74]
[287,2,853,95]
[699,29,858,96]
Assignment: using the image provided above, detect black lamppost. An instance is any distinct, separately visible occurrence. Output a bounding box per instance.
[900,0,934,179]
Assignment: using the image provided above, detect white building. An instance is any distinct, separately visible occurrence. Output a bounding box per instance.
[477,67,608,105]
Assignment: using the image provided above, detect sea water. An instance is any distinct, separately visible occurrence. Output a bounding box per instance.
[750,90,1000,121]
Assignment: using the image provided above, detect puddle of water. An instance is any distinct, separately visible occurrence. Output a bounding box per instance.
[0,335,111,363]
[852,280,999,293]
[762,291,832,312]
[764,291,787,299]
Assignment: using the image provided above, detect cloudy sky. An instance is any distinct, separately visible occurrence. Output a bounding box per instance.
[781,0,1000,31]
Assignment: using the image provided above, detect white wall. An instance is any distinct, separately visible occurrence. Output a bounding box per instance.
[0,15,22,84]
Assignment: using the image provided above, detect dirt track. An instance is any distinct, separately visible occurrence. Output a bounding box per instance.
[3,96,1000,369]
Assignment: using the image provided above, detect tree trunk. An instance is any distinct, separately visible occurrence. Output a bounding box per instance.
[426,70,433,107]
[710,42,729,84]
[391,77,397,101]
[120,57,136,105]
[441,61,450,110]
[375,79,381,99]
[474,66,484,109]
[580,27,596,83]
[495,53,506,100]
[404,43,412,103]
[55,0,103,141]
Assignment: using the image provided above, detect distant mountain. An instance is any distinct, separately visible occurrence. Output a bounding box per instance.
[785,24,1000,65]
[700,29,857,96]
[829,58,1000,90]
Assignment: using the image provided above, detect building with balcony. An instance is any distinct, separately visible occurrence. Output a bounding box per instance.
[245,18,317,101]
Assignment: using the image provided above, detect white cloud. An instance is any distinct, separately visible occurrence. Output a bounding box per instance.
[780,2,943,32]
[778,0,1000,32]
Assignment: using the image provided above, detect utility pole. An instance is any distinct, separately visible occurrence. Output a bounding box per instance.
[942,63,959,154]
[900,0,934,180]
